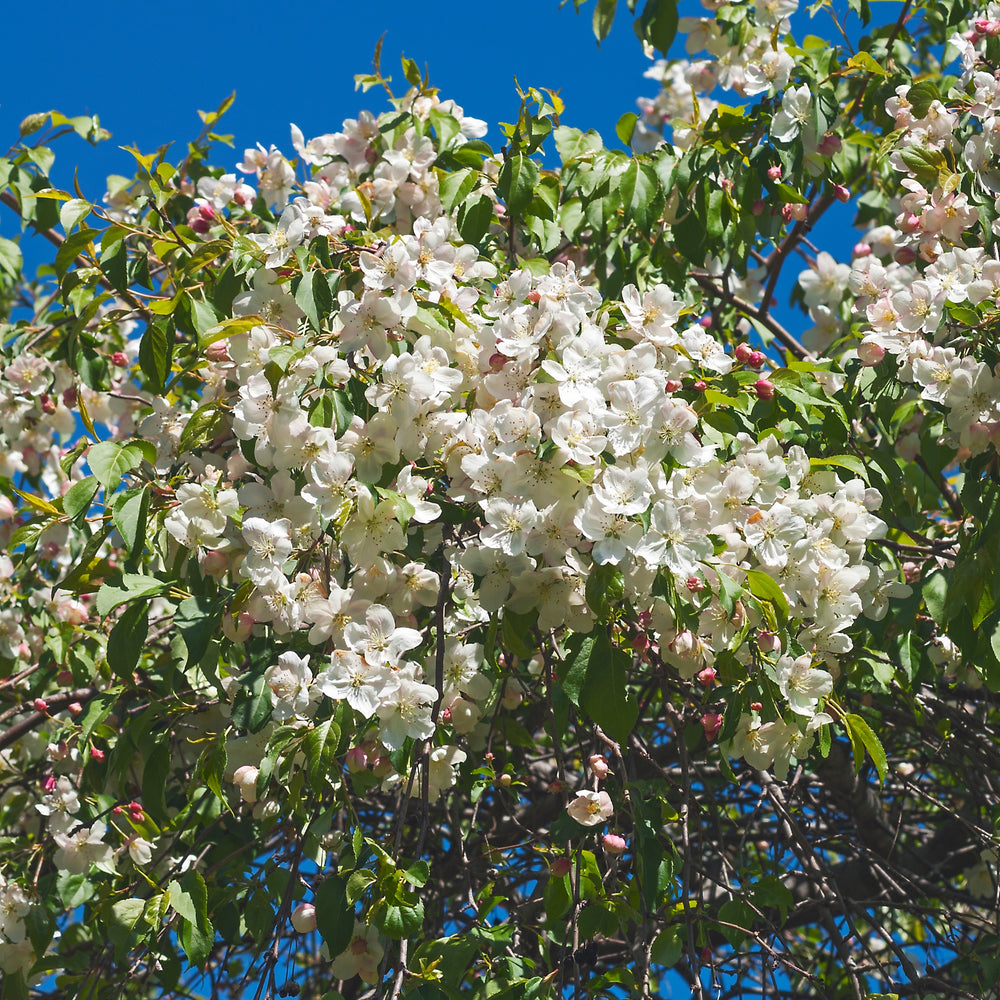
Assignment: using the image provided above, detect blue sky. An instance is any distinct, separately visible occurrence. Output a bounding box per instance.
[1,0,654,202]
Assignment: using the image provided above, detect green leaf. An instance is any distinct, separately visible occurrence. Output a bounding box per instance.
[585,562,625,621]
[843,712,887,782]
[231,672,274,733]
[178,400,226,453]
[100,237,127,292]
[378,897,424,939]
[554,126,604,161]
[171,871,213,969]
[59,198,92,233]
[438,168,478,212]
[497,153,540,217]
[107,600,149,679]
[744,569,789,625]
[0,235,23,280]
[63,476,99,522]
[616,112,638,147]
[195,738,228,804]
[846,51,888,76]
[456,193,494,245]
[634,0,679,54]
[620,159,664,231]
[315,875,354,956]
[305,717,341,794]
[716,571,742,616]
[907,81,940,119]
[174,596,223,668]
[650,925,683,968]
[95,573,167,617]
[718,898,754,947]
[296,269,333,332]
[570,629,639,744]
[87,441,153,493]
[142,734,171,824]
[593,0,618,41]
[112,487,150,559]
[57,523,113,593]
[138,323,173,394]
[111,897,146,931]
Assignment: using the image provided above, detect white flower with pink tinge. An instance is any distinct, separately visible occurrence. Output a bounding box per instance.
[344,604,422,667]
[566,790,614,827]
[330,921,384,982]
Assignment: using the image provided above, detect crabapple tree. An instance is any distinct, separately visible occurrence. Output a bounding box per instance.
[1,1,1000,998]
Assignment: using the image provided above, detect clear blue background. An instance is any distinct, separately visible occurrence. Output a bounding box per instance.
[1,0,653,204]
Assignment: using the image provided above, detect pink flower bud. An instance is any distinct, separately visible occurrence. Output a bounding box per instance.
[113,805,124,815]
[752,199,765,215]
[548,780,566,794]
[899,212,921,234]
[33,697,49,713]
[833,184,850,203]
[371,756,393,778]
[787,202,808,222]
[199,203,217,221]
[852,242,871,258]
[686,576,705,592]
[699,315,713,328]
[702,713,723,741]
[893,246,916,265]
[857,341,885,366]
[750,701,763,712]
[550,856,572,878]
[40,393,56,415]
[201,550,229,578]
[767,165,782,181]
[91,748,106,762]
[527,290,541,304]
[291,903,317,934]
[735,343,753,363]
[757,632,780,653]
[110,352,129,368]
[43,775,56,792]
[720,178,733,193]
[665,379,682,393]
[753,379,775,401]
[345,747,368,773]
[697,666,717,687]
[206,341,230,363]
[602,833,627,856]
[748,351,766,369]
[589,754,611,780]
[818,133,842,155]
[222,611,254,643]
[693,380,707,392]
[68,701,83,715]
